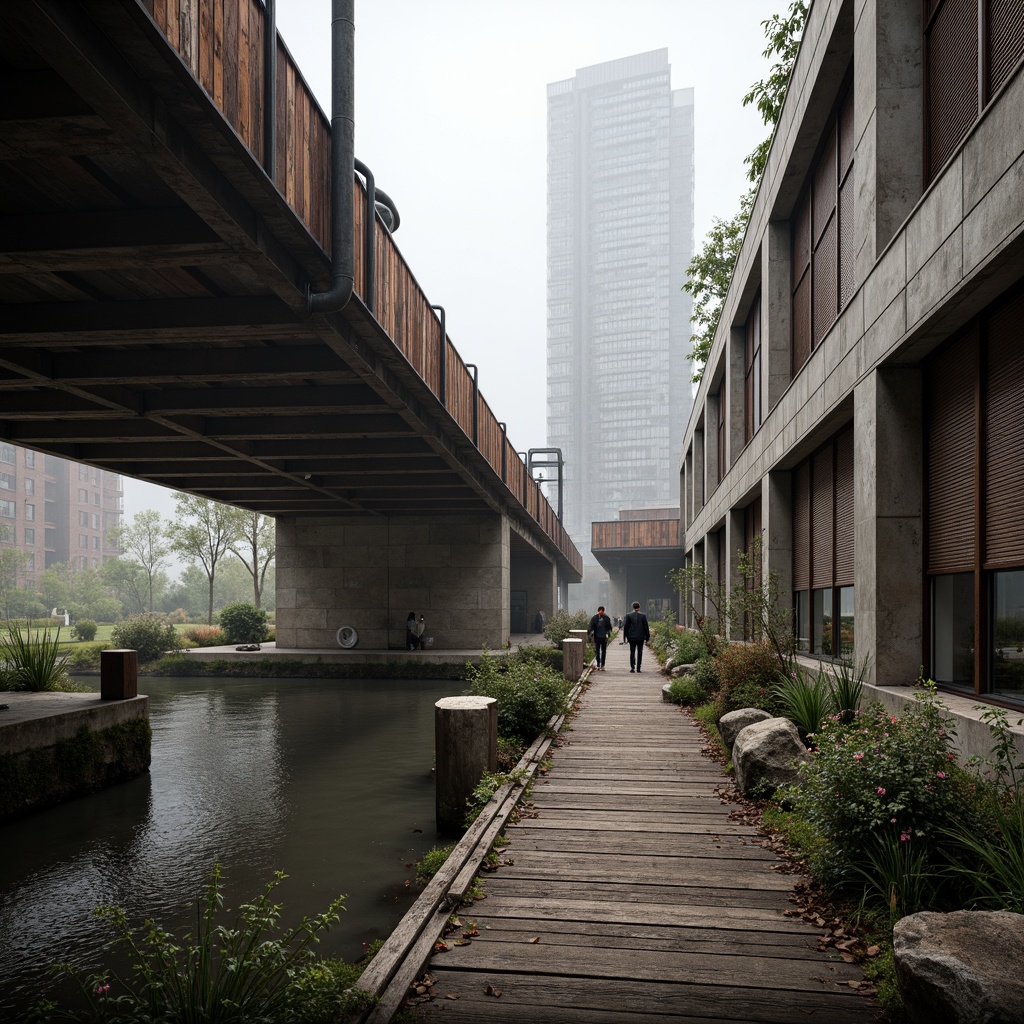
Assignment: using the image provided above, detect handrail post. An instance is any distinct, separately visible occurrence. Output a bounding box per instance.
[465,363,479,446]
[499,422,507,483]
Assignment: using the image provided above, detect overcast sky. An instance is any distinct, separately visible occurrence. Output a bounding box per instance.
[123,0,780,525]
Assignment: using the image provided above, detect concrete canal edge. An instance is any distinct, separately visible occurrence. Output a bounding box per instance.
[354,663,593,1022]
[0,691,151,822]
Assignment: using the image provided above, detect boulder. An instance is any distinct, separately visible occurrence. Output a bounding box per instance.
[719,707,772,752]
[732,717,805,796]
[671,662,696,678]
[894,910,1024,1024]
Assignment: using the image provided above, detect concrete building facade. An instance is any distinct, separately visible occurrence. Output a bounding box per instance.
[679,0,1024,722]
[547,50,694,606]
[0,443,122,590]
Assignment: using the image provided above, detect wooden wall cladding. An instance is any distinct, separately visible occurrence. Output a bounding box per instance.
[140,0,579,573]
[592,520,680,551]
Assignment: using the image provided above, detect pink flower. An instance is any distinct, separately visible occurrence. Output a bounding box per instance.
[877,787,886,795]
[937,771,946,779]
[890,818,897,824]
[900,832,911,842]
[96,984,111,995]
[853,752,864,760]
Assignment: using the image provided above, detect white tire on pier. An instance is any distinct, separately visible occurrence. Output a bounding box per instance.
[336,626,358,649]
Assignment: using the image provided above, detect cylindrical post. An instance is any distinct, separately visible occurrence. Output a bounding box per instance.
[435,696,497,834]
[100,649,138,700]
[562,637,583,681]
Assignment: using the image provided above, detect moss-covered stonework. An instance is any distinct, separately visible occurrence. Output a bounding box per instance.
[0,717,151,822]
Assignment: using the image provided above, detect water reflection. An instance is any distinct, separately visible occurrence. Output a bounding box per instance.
[0,675,462,1015]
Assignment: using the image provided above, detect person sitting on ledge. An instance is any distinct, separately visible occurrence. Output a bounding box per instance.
[406,612,419,650]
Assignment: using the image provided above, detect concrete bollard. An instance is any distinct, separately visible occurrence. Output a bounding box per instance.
[100,649,138,700]
[435,695,497,835]
[568,629,589,646]
[562,637,584,681]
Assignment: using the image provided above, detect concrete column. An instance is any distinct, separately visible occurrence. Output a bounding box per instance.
[854,0,923,277]
[763,469,794,636]
[693,539,706,622]
[693,429,705,514]
[435,696,497,834]
[100,649,138,700]
[511,554,557,634]
[763,222,792,412]
[562,637,584,680]
[727,326,745,466]
[684,447,693,527]
[724,508,746,639]
[705,391,720,491]
[275,512,508,649]
[607,564,628,624]
[854,367,924,687]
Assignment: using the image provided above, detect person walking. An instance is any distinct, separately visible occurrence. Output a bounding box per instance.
[588,605,613,671]
[623,601,650,673]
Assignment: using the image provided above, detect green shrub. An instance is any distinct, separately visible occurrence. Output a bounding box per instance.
[61,642,105,672]
[692,655,719,697]
[36,866,359,1023]
[71,619,97,642]
[672,629,707,665]
[713,641,780,716]
[463,769,526,827]
[0,623,69,691]
[790,686,978,882]
[464,648,572,745]
[111,614,182,663]
[775,663,835,740]
[542,608,590,648]
[667,674,712,706]
[217,602,269,644]
[415,844,456,884]
[649,609,677,660]
[182,624,227,647]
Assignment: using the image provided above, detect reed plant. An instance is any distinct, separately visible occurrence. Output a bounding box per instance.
[774,663,835,740]
[0,622,70,691]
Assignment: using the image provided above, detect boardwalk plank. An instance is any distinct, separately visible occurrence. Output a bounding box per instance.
[410,646,876,1023]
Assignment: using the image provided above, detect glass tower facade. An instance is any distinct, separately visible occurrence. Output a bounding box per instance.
[546,50,694,603]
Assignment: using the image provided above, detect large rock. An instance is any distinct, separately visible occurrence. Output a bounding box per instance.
[732,717,805,796]
[719,708,772,752]
[894,910,1024,1024]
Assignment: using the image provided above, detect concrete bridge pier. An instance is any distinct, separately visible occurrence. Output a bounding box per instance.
[275,513,560,650]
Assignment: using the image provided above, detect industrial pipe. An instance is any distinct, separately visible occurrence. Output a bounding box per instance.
[308,0,355,314]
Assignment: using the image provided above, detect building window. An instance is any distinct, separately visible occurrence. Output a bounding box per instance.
[26,553,35,572]
[79,489,88,502]
[925,0,1024,183]
[0,444,14,465]
[24,528,34,545]
[92,492,100,506]
[78,511,89,527]
[25,503,35,522]
[745,293,762,441]
[78,465,89,481]
[79,534,88,549]
[716,385,726,485]
[927,283,1024,696]
[0,472,13,491]
[0,499,13,518]
[91,513,100,529]
[92,536,100,550]
[791,83,855,376]
[793,426,855,658]
[24,449,34,468]
[25,478,34,496]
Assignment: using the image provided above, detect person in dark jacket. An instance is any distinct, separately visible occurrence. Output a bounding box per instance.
[623,601,650,672]
[588,605,613,671]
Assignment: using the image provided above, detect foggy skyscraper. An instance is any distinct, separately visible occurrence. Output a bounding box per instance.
[546,50,694,601]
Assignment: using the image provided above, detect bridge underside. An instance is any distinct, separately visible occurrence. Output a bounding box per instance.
[0,1,579,642]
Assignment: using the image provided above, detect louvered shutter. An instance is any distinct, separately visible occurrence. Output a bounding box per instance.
[927,333,976,572]
[926,0,979,181]
[812,447,835,588]
[794,462,810,590]
[984,290,1024,567]
[989,0,1024,97]
[834,428,855,586]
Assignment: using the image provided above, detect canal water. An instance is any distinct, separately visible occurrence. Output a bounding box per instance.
[0,675,464,1016]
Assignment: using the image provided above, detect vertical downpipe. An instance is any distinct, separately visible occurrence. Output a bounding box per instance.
[354,157,376,314]
[262,0,276,181]
[308,0,355,314]
[431,305,446,407]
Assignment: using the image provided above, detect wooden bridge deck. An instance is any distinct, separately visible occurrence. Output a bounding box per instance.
[410,641,878,1023]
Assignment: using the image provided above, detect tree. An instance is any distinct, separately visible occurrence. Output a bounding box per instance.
[742,1,809,184]
[110,510,171,612]
[227,510,275,610]
[100,557,151,617]
[0,547,27,619]
[684,190,755,381]
[166,494,240,625]
[684,1,808,381]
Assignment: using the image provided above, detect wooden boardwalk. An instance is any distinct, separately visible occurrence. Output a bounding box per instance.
[410,640,878,1023]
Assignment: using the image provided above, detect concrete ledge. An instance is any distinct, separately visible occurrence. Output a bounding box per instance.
[0,692,149,757]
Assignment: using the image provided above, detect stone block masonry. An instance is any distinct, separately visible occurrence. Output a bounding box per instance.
[275,513,511,650]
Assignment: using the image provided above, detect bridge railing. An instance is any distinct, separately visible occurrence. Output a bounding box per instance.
[140,0,580,574]
[592,519,681,551]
